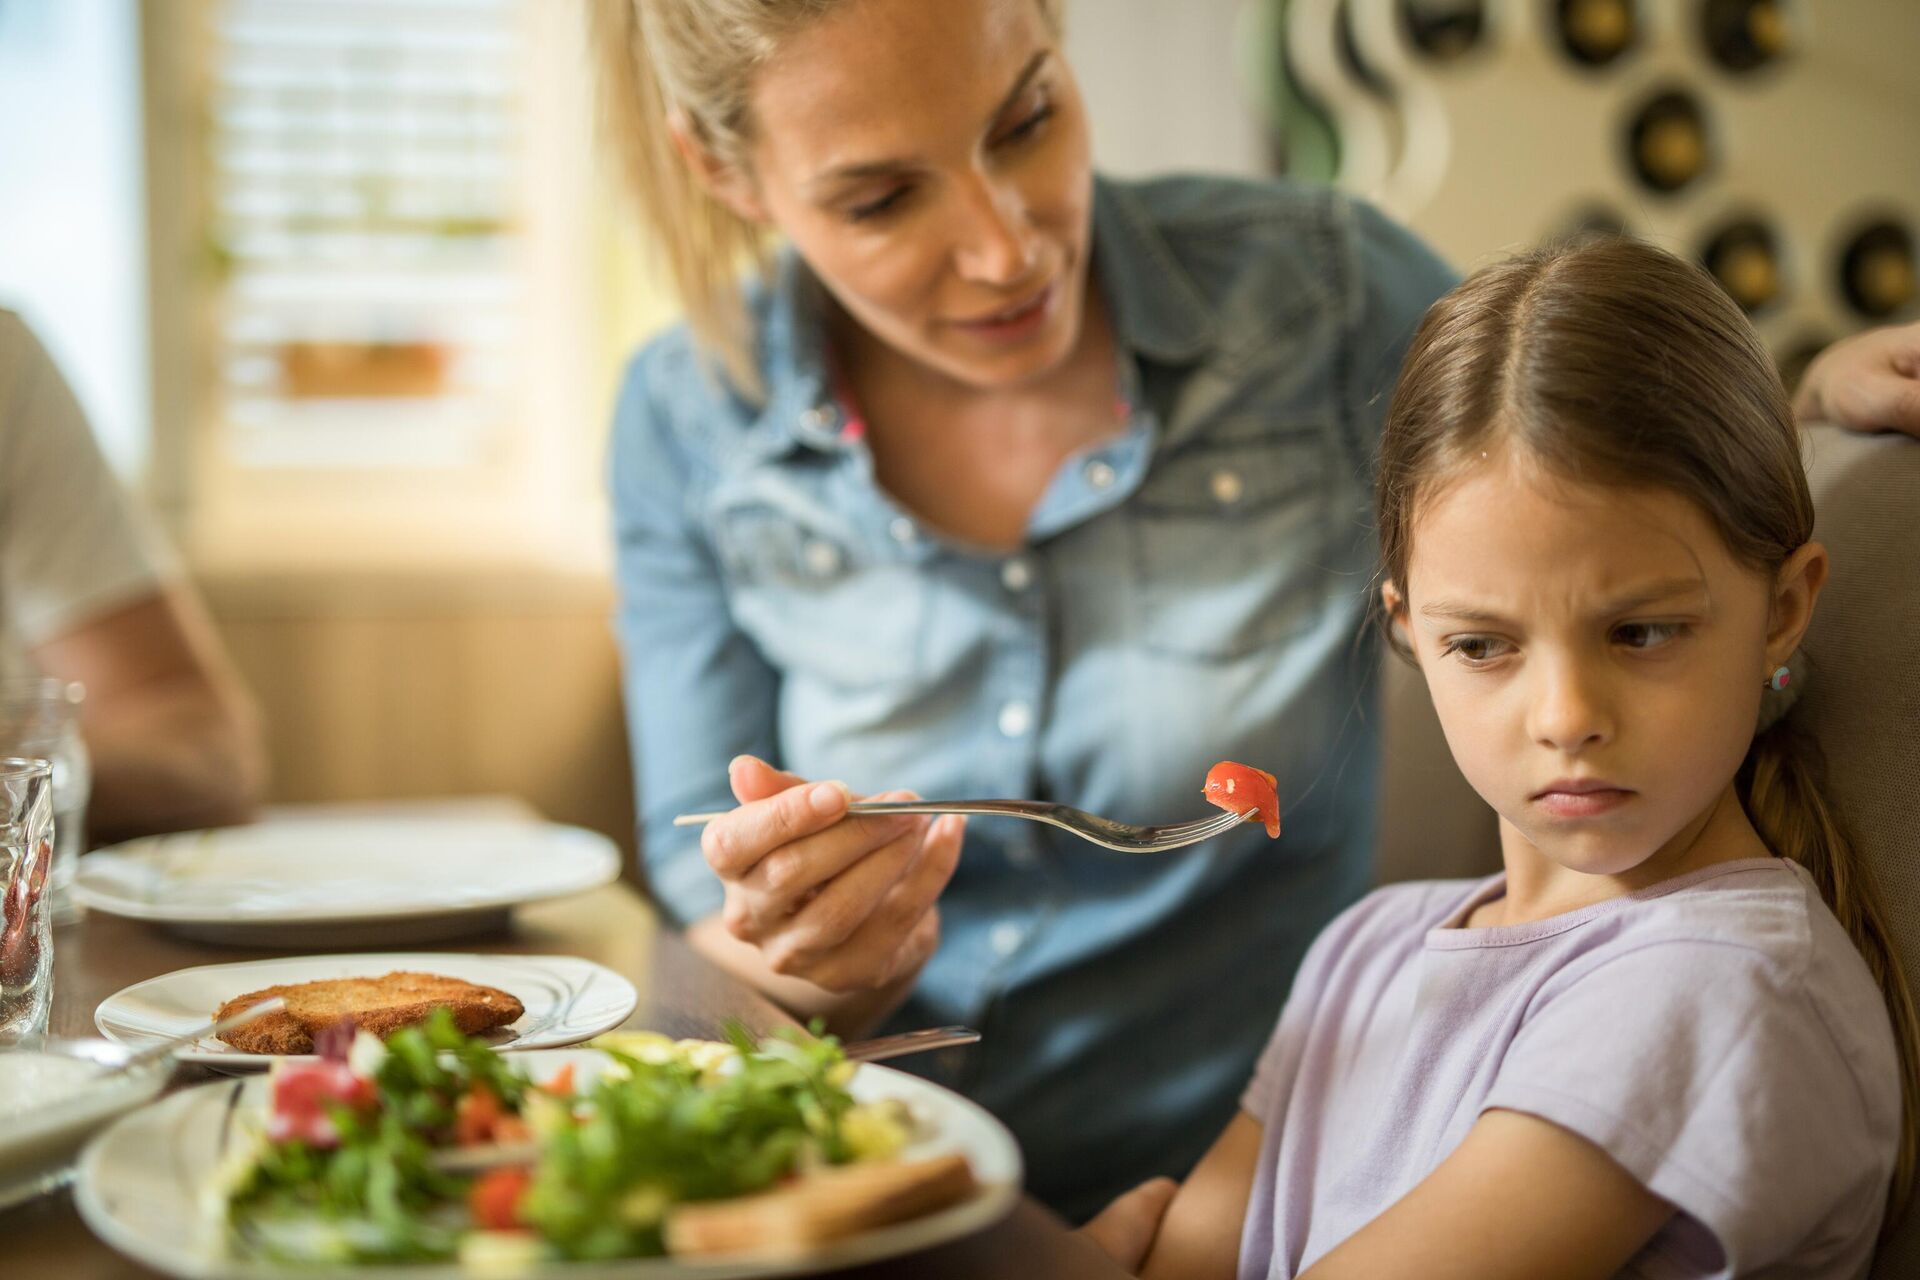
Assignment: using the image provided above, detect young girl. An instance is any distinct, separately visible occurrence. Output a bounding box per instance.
[1087,237,1920,1278]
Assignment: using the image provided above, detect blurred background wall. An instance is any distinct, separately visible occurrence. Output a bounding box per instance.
[0,0,1913,861]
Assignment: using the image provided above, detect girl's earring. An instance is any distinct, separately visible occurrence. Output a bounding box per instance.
[1766,665,1792,692]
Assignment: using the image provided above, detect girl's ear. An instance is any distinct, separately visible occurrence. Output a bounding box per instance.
[1381,579,1419,664]
[668,112,771,224]
[1766,542,1830,670]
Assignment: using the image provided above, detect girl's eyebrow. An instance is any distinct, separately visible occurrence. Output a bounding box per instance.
[807,51,1051,190]
[1595,577,1712,616]
[1418,577,1710,626]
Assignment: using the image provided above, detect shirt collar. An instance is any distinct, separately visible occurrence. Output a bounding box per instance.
[1089,174,1218,365]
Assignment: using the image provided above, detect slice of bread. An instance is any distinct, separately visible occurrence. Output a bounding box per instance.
[665,1154,978,1257]
[213,971,525,1054]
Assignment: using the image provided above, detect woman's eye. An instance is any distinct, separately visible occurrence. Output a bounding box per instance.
[847,185,913,222]
[1441,636,1507,664]
[1613,621,1687,650]
[994,100,1055,148]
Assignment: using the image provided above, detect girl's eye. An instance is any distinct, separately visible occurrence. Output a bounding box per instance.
[847,185,913,222]
[993,98,1055,149]
[1613,621,1688,650]
[1441,636,1509,665]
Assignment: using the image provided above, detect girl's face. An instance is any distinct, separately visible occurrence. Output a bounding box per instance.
[705,0,1094,389]
[1391,446,1822,879]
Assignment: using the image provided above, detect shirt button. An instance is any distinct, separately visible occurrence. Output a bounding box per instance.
[1000,558,1033,592]
[998,701,1032,738]
[1084,459,1117,490]
[1210,468,1245,505]
[800,405,831,430]
[989,921,1025,958]
[803,539,842,576]
[889,516,917,545]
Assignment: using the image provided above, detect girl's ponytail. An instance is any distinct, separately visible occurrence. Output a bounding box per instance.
[1741,719,1920,1227]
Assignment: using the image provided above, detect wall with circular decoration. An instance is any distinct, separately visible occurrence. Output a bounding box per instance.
[1250,0,1919,383]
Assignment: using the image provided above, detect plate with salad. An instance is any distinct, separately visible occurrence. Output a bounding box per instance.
[74,1013,1022,1278]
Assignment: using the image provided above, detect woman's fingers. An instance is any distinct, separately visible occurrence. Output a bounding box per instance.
[1831,369,1920,437]
[703,760,963,992]
[727,753,807,804]
[757,797,931,967]
[701,774,850,879]
[796,813,964,991]
[1797,320,1920,437]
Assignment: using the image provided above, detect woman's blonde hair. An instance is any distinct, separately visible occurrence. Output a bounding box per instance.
[1377,235,1920,1228]
[588,0,1067,401]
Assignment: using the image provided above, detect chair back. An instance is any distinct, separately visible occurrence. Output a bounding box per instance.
[1794,426,1920,1276]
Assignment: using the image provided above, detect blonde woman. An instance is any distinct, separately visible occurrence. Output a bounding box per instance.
[592,0,1912,1227]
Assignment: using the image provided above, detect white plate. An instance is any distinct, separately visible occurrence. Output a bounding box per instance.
[94,953,639,1067]
[73,817,621,946]
[0,1039,170,1210]
[76,1048,1023,1280]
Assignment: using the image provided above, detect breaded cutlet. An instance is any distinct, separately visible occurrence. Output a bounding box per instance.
[213,971,525,1054]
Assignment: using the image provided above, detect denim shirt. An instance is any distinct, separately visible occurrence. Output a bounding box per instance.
[609,173,1456,1219]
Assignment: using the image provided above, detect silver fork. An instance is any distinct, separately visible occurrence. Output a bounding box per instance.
[671,800,1255,853]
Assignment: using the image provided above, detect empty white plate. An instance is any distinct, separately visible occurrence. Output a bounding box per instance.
[94,952,638,1066]
[73,816,622,946]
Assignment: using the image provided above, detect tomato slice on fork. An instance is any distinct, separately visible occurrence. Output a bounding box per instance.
[1202,761,1281,839]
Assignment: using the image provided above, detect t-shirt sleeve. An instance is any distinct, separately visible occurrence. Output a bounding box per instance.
[1483,940,1892,1271]
[1241,888,1408,1121]
[606,338,780,927]
[0,314,170,648]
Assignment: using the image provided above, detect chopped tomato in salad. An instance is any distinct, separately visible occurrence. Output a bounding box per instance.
[267,1058,378,1146]
[1202,761,1281,838]
[468,1166,534,1232]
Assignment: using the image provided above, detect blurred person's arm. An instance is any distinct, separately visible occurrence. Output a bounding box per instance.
[0,311,266,842]
[31,587,266,844]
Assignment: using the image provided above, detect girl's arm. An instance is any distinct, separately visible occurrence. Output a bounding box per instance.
[1136,1111,1265,1280]
[1300,1109,1672,1280]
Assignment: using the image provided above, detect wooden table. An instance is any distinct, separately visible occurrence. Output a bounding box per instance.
[7,885,1128,1280]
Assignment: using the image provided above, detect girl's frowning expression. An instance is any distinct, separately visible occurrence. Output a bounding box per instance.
[1394,445,1820,879]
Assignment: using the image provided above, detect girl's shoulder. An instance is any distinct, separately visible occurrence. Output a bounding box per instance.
[1523,859,1901,1130]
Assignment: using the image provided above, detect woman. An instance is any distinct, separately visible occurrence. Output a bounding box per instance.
[592,0,1916,1222]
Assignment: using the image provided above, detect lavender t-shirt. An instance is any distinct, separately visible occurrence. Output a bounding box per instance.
[1238,858,1899,1280]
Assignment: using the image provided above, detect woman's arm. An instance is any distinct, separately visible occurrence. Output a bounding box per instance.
[1794,318,1920,437]
[1299,1109,1671,1280]
[608,356,958,1036]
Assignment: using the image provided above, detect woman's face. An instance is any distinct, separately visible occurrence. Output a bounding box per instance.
[725,0,1095,390]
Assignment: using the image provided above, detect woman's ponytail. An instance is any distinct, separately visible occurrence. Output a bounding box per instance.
[586,0,769,400]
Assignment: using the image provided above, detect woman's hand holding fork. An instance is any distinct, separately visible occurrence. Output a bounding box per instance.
[685,755,965,1032]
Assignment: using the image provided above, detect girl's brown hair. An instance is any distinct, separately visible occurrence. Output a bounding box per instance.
[1376,235,1920,1224]
[587,0,1066,401]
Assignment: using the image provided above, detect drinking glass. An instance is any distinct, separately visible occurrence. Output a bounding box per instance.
[0,679,90,922]
[0,757,56,1046]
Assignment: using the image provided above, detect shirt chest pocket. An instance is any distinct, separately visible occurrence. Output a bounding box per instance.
[1126,425,1344,660]
[712,503,927,689]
